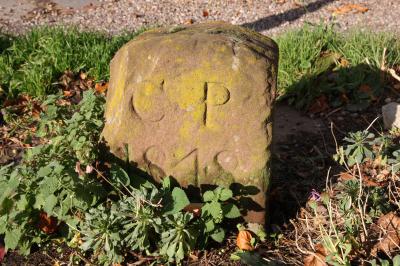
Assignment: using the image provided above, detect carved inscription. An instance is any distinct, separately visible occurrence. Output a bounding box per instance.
[144,146,166,181]
[132,81,166,122]
[200,82,230,126]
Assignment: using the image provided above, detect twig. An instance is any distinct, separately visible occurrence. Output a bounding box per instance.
[330,122,339,153]
[325,167,332,195]
[356,162,369,239]
[325,107,342,118]
[365,116,380,132]
[93,167,125,196]
[388,68,400,82]
[304,215,315,251]
[290,219,310,255]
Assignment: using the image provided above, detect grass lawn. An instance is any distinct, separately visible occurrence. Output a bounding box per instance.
[1,24,400,265]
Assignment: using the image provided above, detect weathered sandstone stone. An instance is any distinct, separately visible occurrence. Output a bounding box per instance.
[102,22,278,223]
[382,102,400,129]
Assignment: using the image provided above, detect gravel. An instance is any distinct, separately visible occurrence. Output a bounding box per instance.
[0,0,399,36]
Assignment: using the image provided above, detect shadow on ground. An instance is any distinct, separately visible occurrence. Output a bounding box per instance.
[0,33,12,53]
[268,62,388,232]
[242,0,336,32]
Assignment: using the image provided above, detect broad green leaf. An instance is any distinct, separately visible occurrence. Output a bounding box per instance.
[219,188,233,201]
[5,228,22,250]
[37,166,52,177]
[381,260,390,266]
[0,215,6,234]
[222,203,241,218]
[39,175,59,196]
[203,191,215,202]
[34,193,46,209]
[163,187,190,215]
[205,219,215,232]
[176,242,185,261]
[0,173,20,205]
[16,195,28,211]
[393,255,400,266]
[210,227,225,243]
[209,201,223,221]
[43,194,58,214]
[167,242,177,258]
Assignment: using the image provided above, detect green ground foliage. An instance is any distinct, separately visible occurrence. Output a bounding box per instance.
[1,24,400,265]
[0,28,142,97]
[299,126,400,265]
[277,24,400,110]
[0,90,248,265]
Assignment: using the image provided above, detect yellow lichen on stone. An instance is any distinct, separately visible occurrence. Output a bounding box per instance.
[133,82,156,112]
[102,22,279,224]
[173,147,185,160]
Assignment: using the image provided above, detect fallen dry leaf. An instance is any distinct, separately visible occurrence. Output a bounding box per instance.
[236,230,254,251]
[185,18,195,24]
[38,212,58,234]
[331,4,369,16]
[63,90,73,97]
[95,82,108,94]
[202,9,209,17]
[372,212,400,256]
[308,95,329,114]
[363,176,381,187]
[339,171,355,181]
[304,244,327,266]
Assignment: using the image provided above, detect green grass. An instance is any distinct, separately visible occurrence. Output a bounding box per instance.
[0,24,399,110]
[0,27,144,97]
[275,25,400,109]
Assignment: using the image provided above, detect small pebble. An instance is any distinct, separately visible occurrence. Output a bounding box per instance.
[385,97,392,103]
[337,116,344,121]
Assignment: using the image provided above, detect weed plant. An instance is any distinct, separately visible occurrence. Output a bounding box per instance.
[0,90,243,265]
[292,124,400,264]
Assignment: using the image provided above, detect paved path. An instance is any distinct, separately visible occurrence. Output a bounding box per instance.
[0,0,398,36]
